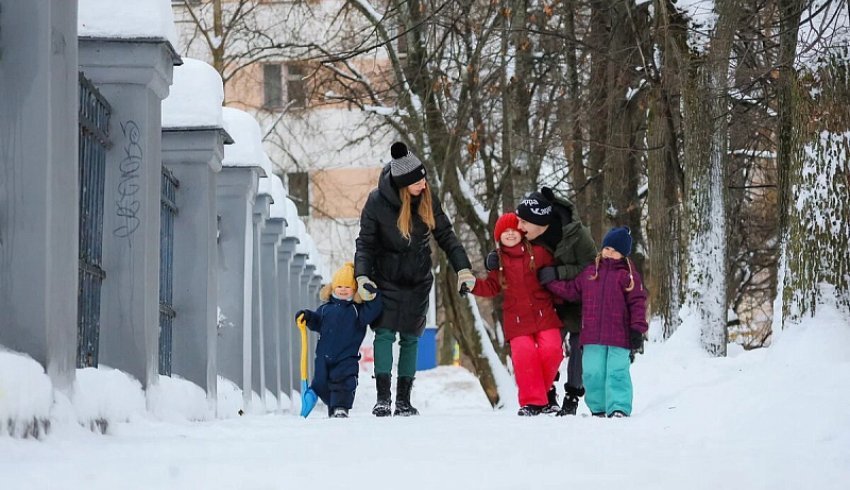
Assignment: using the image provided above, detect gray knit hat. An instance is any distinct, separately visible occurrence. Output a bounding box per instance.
[390,142,427,188]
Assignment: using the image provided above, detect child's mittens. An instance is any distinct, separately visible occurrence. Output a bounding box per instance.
[484,250,499,271]
[629,330,645,363]
[295,309,312,324]
[537,266,558,285]
[356,276,377,301]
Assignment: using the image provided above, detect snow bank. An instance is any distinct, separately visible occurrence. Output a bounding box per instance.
[216,376,244,419]
[0,349,52,438]
[162,58,224,129]
[147,375,211,422]
[222,108,272,177]
[78,0,178,47]
[72,367,147,431]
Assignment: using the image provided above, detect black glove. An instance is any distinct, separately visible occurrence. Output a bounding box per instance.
[629,330,645,363]
[295,309,312,323]
[484,250,499,271]
[537,266,558,285]
[362,283,378,294]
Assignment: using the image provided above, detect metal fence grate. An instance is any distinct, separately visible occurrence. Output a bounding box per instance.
[77,73,111,368]
[159,166,179,375]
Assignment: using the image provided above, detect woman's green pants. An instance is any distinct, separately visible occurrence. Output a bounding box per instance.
[373,328,419,378]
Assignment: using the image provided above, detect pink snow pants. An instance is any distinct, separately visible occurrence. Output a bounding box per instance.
[509,328,564,407]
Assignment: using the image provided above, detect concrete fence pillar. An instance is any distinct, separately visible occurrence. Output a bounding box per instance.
[260,217,285,407]
[0,0,79,392]
[251,194,271,407]
[161,128,229,401]
[78,37,179,389]
[215,168,260,407]
[277,238,297,400]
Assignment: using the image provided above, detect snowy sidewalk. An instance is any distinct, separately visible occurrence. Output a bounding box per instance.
[3,320,850,490]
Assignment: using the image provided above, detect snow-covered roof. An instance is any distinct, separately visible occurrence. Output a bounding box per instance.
[162,59,224,129]
[222,108,272,177]
[78,0,178,47]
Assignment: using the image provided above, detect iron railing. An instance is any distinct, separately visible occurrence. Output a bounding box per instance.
[159,166,179,375]
[77,73,111,368]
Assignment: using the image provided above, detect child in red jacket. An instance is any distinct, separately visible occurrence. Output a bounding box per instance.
[471,213,564,416]
[542,226,648,417]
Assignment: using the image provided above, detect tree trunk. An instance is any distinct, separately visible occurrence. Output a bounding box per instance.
[680,0,736,356]
[782,55,850,323]
[646,0,686,339]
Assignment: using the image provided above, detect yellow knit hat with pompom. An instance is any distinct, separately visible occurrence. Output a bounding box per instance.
[331,262,357,290]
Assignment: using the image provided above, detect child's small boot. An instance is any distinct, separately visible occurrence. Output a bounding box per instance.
[542,385,560,414]
[372,373,392,417]
[331,407,349,418]
[517,405,544,416]
[557,385,585,416]
[393,376,419,416]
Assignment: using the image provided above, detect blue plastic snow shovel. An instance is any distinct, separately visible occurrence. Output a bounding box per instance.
[297,314,318,418]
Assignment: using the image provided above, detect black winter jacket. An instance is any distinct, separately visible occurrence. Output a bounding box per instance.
[355,165,471,336]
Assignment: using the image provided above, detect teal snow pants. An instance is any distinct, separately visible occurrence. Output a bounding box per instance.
[582,344,633,416]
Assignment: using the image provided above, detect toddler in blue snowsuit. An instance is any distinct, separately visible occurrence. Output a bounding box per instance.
[296,262,382,418]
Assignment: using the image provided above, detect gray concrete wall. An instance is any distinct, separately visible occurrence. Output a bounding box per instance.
[261,219,285,405]
[162,128,226,401]
[79,38,178,389]
[250,195,270,405]
[277,238,297,400]
[216,168,259,406]
[0,0,79,392]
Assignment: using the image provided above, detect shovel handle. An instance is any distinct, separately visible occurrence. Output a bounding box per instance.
[297,316,308,382]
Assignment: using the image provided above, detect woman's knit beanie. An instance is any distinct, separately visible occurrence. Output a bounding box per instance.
[389,142,427,188]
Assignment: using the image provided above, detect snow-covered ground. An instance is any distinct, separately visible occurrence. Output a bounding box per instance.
[2,308,849,489]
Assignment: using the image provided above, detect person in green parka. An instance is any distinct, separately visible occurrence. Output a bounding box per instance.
[355,142,474,417]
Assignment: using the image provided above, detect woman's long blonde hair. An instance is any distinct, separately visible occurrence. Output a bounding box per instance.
[397,185,436,240]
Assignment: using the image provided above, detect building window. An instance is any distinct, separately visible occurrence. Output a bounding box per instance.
[286,63,307,109]
[288,172,309,216]
[263,64,283,110]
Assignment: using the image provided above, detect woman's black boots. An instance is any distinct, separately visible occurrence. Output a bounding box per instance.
[372,373,392,417]
[393,376,420,416]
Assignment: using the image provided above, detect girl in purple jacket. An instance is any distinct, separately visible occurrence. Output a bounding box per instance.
[542,227,648,417]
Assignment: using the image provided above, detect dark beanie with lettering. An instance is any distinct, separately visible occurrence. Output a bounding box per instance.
[390,142,427,188]
[515,191,554,226]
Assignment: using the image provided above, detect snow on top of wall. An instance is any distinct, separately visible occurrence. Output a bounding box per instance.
[72,366,147,425]
[222,108,271,177]
[147,375,211,422]
[284,199,299,229]
[79,0,178,47]
[260,175,288,220]
[293,219,310,255]
[0,348,53,436]
[162,58,224,129]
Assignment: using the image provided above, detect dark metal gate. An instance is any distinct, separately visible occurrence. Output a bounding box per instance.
[77,73,111,368]
[159,166,179,375]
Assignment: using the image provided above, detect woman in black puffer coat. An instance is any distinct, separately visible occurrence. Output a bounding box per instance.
[355,142,473,417]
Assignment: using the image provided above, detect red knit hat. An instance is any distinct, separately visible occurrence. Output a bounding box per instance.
[494,212,521,243]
